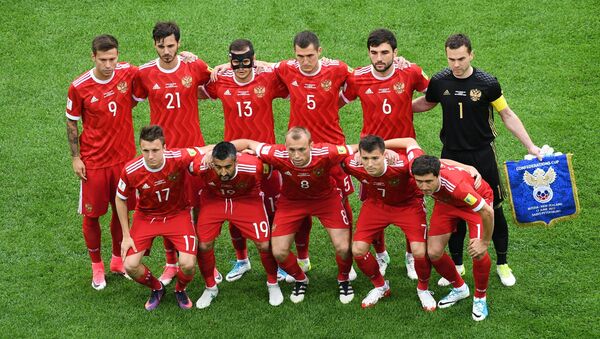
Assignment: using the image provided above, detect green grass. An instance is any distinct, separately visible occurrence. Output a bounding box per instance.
[1,0,599,337]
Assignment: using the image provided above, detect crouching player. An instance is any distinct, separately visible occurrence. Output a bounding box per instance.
[191,142,282,308]
[411,155,494,321]
[342,136,435,310]
[115,125,204,310]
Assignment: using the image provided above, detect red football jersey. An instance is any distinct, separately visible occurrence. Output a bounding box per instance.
[256,142,352,200]
[116,148,201,217]
[341,64,429,139]
[66,63,137,169]
[274,60,352,144]
[192,153,269,199]
[202,68,288,144]
[342,153,421,205]
[133,57,211,147]
[430,164,492,212]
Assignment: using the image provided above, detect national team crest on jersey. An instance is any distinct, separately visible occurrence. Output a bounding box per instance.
[313,168,324,176]
[117,81,128,93]
[254,86,266,98]
[321,79,332,91]
[388,178,400,186]
[524,167,556,203]
[181,75,193,88]
[393,82,405,94]
[470,89,482,102]
[168,172,180,182]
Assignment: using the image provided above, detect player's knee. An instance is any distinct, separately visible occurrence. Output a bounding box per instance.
[335,243,351,257]
[272,248,289,262]
[198,241,214,252]
[178,256,196,274]
[427,244,443,261]
[351,242,368,257]
[123,257,140,276]
[410,243,426,258]
[255,241,270,252]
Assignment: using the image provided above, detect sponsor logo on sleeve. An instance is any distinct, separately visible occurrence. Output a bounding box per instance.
[464,193,477,206]
[67,98,73,110]
[336,146,347,154]
[187,148,197,156]
[261,146,272,155]
[118,179,126,191]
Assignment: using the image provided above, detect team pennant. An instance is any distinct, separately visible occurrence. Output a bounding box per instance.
[503,154,580,226]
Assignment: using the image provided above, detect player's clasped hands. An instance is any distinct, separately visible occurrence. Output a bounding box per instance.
[468,238,489,258]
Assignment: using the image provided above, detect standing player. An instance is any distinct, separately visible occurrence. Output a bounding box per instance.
[270,31,357,273]
[232,127,355,304]
[199,39,290,282]
[340,28,430,278]
[342,136,435,310]
[133,21,215,285]
[411,154,495,321]
[412,33,541,287]
[115,125,205,310]
[66,34,136,290]
[191,142,283,308]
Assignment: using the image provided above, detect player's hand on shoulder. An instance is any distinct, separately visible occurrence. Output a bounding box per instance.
[466,166,482,189]
[394,56,411,70]
[353,151,362,165]
[201,153,214,168]
[180,51,198,63]
[210,63,230,81]
[241,149,256,155]
[384,149,399,163]
[72,156,87,181]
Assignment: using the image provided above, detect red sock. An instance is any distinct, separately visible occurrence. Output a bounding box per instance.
[373,231,386,253]
[430,253,465,288]
[354,252,385,287]
[259,250,279,284]
[295,217,312,260]
[197,249,216,287]
[336,254,353,282]
[278,252,306,281]
[413,256,431,290]
[229,224,248,260]
[163,238,178,265]
[82,216,102,263]
[473,252,491,298]
[109,210,123,257]
[405,237,412,254]
[134,265,162,290]
[175,268,194,292]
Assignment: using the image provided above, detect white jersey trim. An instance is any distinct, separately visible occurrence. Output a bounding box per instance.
[66,112,80,121]
[472,199,486,212]
[299,60,322,77]
[371,64,396,81]
[90,69,115,85]
[156,56,181,74]
[143,154,166,173]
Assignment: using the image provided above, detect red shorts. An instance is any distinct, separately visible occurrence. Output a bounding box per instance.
[272,192,350,237]
[185,172,205,210]
[428,198,492,239]
[354,198,427,243]
[197,193,271,243]
[128,209,197,256]
[331,163,355,197]
[80,162,135,217]
[262,170,282,220]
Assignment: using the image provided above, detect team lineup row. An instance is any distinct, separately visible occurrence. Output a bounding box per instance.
[66,21,541,321]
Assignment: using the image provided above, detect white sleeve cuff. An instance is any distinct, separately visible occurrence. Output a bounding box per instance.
[66,112,80,120]
[116,191,128,200]
[472,199,485,212]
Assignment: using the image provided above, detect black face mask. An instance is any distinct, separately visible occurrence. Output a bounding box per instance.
[229,50,255,69]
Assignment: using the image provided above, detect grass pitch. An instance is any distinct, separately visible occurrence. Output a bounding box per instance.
[1,1,599,337]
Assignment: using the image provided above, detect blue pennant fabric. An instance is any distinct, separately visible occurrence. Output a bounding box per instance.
[503,154,580,226]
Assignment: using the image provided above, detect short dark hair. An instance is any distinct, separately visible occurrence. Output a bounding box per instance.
[139,125,165,145]
[293,31,320,49]
[445,33,472,53]
[92,34,118,55]
[367,29,397,50]
[212,142,237,161]
[153,21,180,43]
[411,155,441,177]
[286,126,311,142]
[359,135,385,154]
[229,39,254,54]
